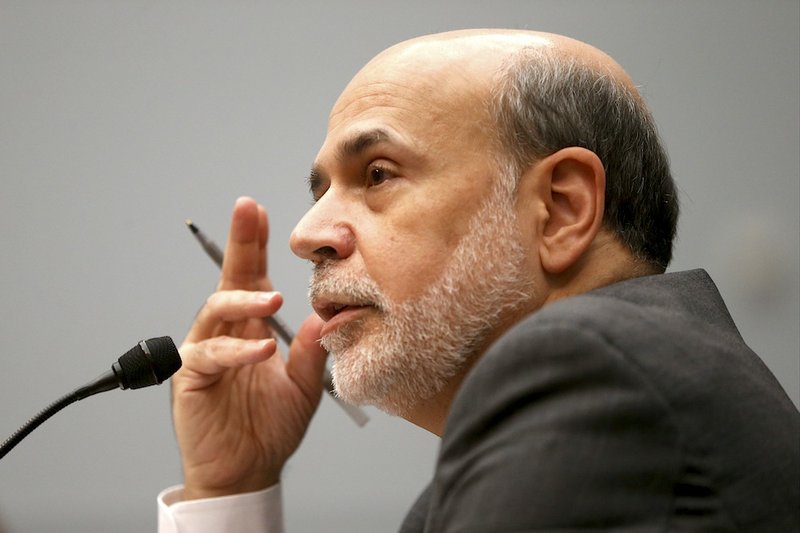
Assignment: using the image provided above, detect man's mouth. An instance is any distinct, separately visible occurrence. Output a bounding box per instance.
[312,298,374,322]
[313,297,377,338]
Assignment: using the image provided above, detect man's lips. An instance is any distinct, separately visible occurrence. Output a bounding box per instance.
[312,298,374,322]
[318,305,373,337]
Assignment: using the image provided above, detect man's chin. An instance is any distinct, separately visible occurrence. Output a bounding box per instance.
[331,353,441,419]
[319,315,377,354]
[332,378,419,419]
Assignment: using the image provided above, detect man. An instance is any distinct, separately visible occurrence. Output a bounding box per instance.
[158,29,799,531]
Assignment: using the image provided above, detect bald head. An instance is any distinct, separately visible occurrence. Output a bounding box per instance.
[347,29,675,270]
[340,29,640,112]
[324,29,678,271]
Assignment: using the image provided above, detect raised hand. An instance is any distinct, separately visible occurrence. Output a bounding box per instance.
[172,197,327,499]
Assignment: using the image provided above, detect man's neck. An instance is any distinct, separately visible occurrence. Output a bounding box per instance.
[402,301,540,436]
[543,234,657,305]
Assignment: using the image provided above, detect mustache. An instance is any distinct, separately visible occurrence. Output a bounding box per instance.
[308,262,389,311]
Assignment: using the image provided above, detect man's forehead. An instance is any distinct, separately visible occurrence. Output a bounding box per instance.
[323,60,494,160]
[328,35,511,127]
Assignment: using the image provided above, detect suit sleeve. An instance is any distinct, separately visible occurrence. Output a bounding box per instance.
[425,319,682,532]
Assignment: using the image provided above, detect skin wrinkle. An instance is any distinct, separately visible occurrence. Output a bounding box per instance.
[307,142,491,293]
[308,177,534,420]
[329,76,492,162]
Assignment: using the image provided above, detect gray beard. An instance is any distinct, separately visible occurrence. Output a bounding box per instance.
[309,181,533,417]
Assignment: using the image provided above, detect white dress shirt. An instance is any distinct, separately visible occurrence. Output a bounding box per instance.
[158,484,283,532]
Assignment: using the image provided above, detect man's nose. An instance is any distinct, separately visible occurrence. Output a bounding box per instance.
[289,197,356,263]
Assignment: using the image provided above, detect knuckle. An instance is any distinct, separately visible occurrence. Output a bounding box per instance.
[205,292,222,308]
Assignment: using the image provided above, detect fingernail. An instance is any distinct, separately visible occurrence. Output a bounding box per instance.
[257,291,278,302]
[262,338,277,351]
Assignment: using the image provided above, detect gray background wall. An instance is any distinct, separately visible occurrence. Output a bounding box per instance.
[0,1,797,531]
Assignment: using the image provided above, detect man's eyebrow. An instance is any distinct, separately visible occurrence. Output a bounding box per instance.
[338,128,393,159]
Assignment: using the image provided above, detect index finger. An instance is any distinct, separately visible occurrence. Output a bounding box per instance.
[218,197,268,290]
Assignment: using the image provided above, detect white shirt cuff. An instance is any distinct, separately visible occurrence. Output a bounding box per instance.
[158,483,284,533]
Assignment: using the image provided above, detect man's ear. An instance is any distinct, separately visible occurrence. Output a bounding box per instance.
[533,147,606,274]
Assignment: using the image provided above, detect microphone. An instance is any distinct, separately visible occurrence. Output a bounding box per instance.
[0,336,182,460]
[75,336,182,399]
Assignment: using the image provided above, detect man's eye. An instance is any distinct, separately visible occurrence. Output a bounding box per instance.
[367,164,393,187]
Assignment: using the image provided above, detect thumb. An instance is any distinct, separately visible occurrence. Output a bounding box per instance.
[286,313,329,398]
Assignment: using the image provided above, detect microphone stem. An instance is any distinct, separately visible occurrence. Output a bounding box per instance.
[0,391,79,460]
[74,370,120,400]
[0,371,119,460]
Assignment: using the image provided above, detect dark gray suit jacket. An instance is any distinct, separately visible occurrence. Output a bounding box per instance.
[401,270,799,532]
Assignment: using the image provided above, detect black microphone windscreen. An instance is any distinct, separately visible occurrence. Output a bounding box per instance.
[115,336,182,390]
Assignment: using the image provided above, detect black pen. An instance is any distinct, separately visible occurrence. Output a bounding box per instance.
[185,219,369,427]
